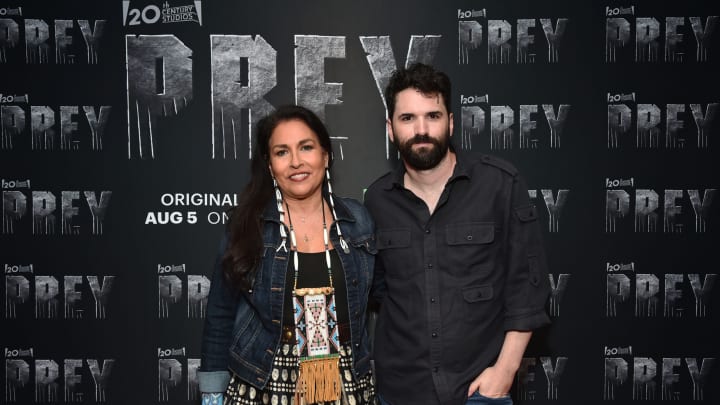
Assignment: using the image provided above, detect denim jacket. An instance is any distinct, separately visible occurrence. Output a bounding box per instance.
[198,196,376,393]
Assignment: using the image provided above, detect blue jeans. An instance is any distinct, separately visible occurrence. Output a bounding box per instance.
[378,392,513,405]
[466,392,513,404]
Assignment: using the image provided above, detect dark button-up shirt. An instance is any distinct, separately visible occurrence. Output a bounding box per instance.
[365,152,551,405]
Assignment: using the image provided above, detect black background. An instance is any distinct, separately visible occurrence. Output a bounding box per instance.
[2,0,720,403]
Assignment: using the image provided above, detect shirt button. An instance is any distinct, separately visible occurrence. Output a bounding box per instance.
[433,367,439,373]
[425,229,430,234]
[466,235,473,241]
[352,279,359,286]
[427,263,433,269]
[430,297,436,303]
[431,332,438,338]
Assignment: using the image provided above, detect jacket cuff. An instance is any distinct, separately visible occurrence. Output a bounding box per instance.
[503,308,551,331]
[198,370,231,393]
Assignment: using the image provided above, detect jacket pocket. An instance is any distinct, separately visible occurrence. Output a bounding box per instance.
[349,235,377,255]
[230,306,261,359]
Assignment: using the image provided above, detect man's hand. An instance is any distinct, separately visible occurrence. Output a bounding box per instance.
[467,364,514,398]
[467,330,532,398]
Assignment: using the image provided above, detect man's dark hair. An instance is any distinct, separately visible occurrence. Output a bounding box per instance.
[385,63,451,119]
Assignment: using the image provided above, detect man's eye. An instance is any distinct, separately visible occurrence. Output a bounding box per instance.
[429,113,440,119]
[400,115,412,121]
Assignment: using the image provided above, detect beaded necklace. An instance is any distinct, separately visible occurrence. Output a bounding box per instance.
[273,174,345,404]
[284,198,334,295]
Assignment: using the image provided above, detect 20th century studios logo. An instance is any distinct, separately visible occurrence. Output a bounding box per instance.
[122,1,202,26]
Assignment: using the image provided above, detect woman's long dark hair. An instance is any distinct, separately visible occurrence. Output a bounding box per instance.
[223,105,334,292]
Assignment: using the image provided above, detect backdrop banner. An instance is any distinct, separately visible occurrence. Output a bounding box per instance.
[1,1,719,404]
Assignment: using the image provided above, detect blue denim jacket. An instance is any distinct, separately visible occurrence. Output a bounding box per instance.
[198,196,376,393]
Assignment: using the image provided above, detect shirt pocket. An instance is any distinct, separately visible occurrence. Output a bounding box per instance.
[376,228,414,278]
[462,284,494,325]
[445,222,496,275]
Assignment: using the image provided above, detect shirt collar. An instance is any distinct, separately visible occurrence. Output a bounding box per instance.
[386,150,471,191]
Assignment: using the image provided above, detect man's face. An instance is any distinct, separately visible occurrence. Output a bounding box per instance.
[388,88,453,171]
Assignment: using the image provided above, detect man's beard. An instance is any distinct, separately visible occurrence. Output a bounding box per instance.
[394,128,451,171]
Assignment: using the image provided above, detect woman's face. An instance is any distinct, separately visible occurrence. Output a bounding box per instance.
[268,119,329,202]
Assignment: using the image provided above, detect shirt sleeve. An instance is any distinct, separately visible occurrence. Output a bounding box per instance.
[502,173,551,331]
[198,235,236,393]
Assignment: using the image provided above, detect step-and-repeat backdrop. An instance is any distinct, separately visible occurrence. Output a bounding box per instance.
[2,0,719,403]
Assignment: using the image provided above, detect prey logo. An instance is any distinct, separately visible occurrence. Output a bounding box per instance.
[122,1,202,26]
[5,355,115,403]
[158,346,200,402]
[460,101,570,151]
[605,187,716,233]
[606,8,718,63]
[158,268,210,319]
[607,92,718,149]
[604,354,715,401]
[1,179,30,189]
[0,104,112,151]
[458,10,569,64]
[0,18,105,64]
[2,190,112,235]
[127,34,441,160]
[5,273,116,320]
[0,93,27,104]
[516,357,568,400]
[606,269,716,318]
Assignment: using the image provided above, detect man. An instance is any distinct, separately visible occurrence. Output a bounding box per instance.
[365,63,551,405]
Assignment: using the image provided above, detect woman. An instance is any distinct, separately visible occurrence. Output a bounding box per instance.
[199,105,377,405]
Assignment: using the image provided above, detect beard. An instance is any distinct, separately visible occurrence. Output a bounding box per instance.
[393,128,451,171]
